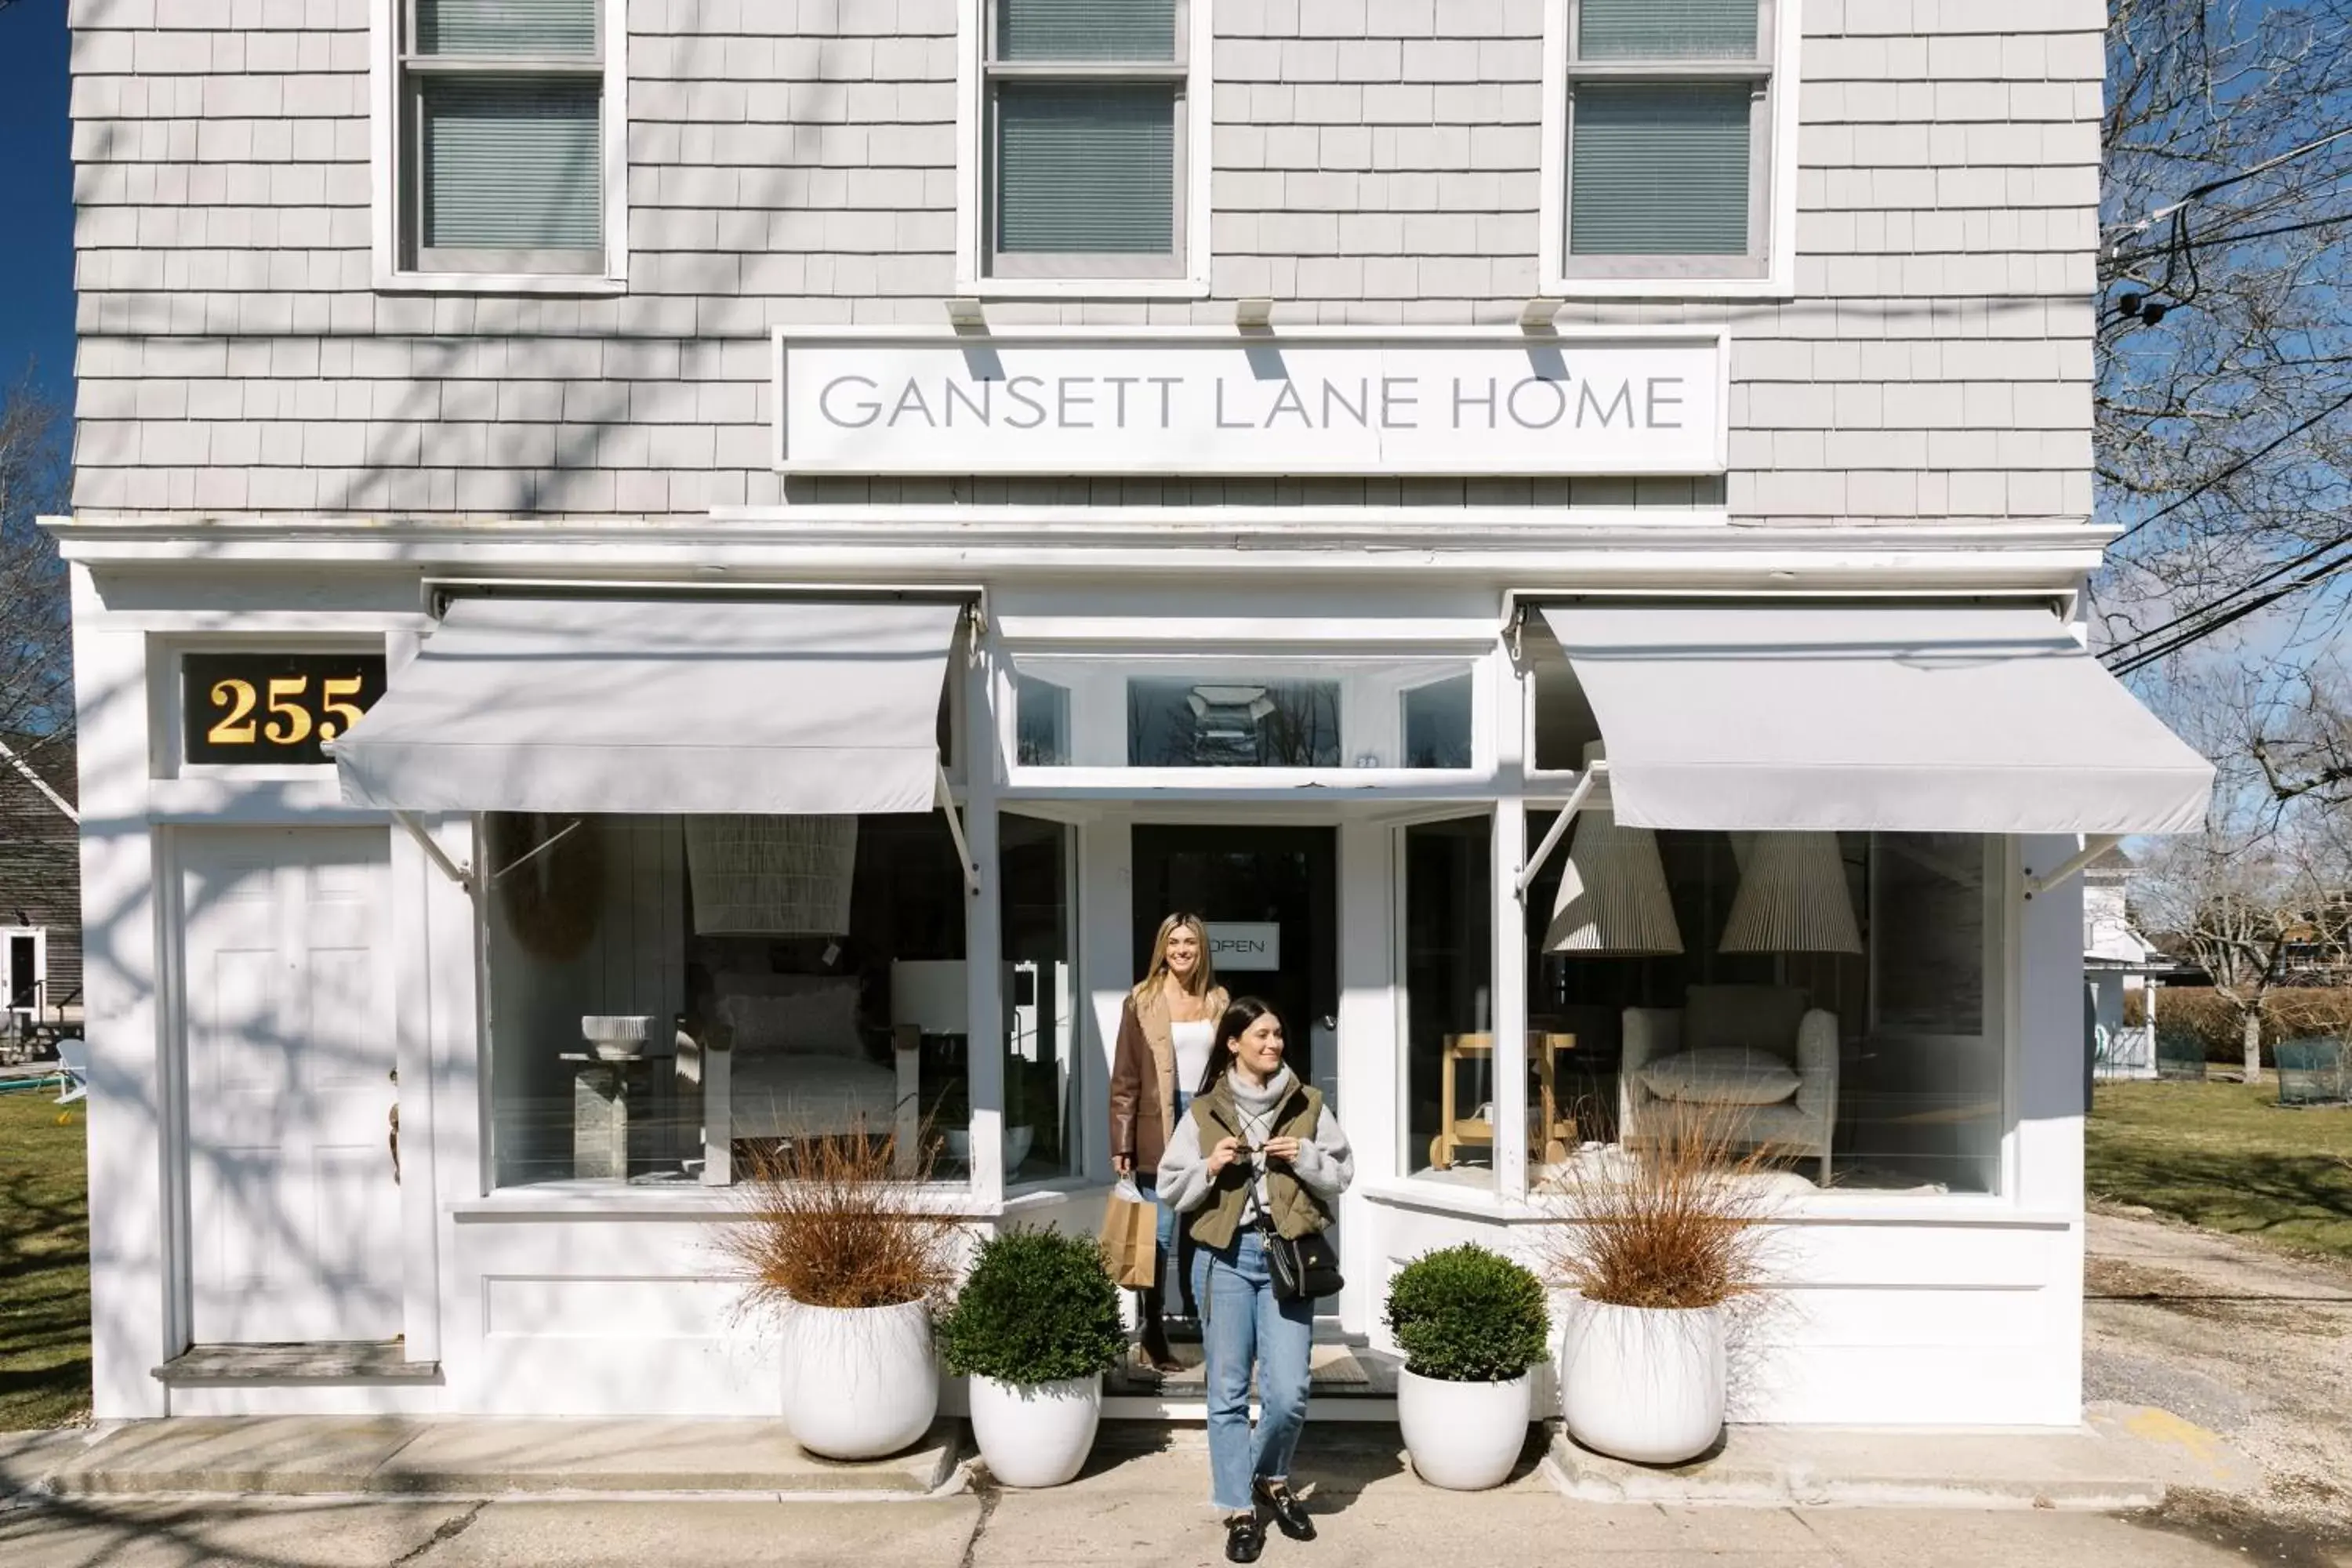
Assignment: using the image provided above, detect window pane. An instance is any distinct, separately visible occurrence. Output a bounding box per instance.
[1402,673,1474,769]
[1577,0,1757,60]
[417,0,597,56]
[1127,678,1341,768]
[485,814,967,1189]
[422,75,602,251]
[1406,817,1494,1185]
[1570,82,1751,255]
[1871,833,1985,1036]
[998,0,1176,60]
[1002,815,1076,1181]
[1016,675,1071,766]
[996,83,1175,256]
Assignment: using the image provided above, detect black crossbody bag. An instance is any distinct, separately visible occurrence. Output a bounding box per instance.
[1259,1220,1345,1303]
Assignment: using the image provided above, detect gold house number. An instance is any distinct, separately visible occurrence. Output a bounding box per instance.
[185,654,387,765]
[205,675,371,746]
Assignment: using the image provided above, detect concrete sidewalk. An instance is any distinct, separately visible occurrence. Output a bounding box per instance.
[0,1427,2328,1568]
[3,1401,2252,1512]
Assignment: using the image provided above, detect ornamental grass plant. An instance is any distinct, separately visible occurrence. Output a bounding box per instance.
[719,1129,963,1313]
[938,1228,1127,1385]
[1382,1243,1552,1383]
[1541,1100,1781,1312]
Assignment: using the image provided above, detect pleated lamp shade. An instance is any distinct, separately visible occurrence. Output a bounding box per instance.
[1719,831,1862,954]
[1544,810,1683,955]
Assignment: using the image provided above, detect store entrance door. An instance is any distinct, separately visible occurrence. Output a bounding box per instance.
[1131,825,1340,1109]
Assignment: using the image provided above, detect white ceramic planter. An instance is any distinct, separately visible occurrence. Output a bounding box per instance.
[967,1374,1102,1488]
[1396,1369,1533,1490]
[1559,1297,1726,1465]
[779,1298,938,1460]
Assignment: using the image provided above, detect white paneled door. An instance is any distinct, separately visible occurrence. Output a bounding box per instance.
[180,829,401,1345]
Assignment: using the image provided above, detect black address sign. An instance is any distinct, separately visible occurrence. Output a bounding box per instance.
[184,652,388,766]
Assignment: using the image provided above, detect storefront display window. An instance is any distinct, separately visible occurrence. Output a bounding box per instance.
[1009,656,1478,772]
[484,811,969,1189]
[1000,813,1078,1182]
[1519,822,2002,1196]
[1403,815,1494,1186]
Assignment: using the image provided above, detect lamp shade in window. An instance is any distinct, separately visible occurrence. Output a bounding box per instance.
[1719,831,1862,954]
[684,815,858,935]
[1544,810,1683,955]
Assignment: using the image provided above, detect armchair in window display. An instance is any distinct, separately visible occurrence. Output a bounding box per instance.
[1620,985,1838,1184]
[689,978,923,1185]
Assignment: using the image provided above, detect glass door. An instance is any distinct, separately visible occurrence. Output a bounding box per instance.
[1131,825,1340,1094]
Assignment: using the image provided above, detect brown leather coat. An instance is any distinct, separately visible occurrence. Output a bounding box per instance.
[1109,983,1229,1174]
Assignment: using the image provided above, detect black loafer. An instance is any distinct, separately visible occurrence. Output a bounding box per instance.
[1254,1480,1316,1542]
[1225,1513,1265,1563]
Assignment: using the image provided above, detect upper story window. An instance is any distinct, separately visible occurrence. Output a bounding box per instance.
[1540,0,1798,299]
[374,0,628,292]
[958,0,1212,298]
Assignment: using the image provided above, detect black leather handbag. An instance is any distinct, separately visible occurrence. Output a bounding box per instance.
[1260,1221,1345,1302]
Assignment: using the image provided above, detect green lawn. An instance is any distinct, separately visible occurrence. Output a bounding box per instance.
[2089,1078,2352,1261]
[0,1088,90,1429]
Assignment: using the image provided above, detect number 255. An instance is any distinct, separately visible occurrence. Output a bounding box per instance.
[206,675,368,746]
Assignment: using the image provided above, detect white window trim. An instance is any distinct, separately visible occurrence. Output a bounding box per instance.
[1537,0,1802,301]
[954,0,1214,300]
[369,0,630,296]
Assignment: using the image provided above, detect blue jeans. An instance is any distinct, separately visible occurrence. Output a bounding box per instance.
[1138,1091,1196,1316]
[1192,1229,1315,1512]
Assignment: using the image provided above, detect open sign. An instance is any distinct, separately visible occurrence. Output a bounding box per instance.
[1206,924,1281,971]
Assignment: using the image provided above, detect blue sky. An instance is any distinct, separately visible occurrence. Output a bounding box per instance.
[0,1,72,403]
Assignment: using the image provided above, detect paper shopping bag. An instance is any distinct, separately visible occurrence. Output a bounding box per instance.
[1099,1181,1158,1290]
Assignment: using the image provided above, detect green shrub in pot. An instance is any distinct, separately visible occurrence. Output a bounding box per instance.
[1384,1244,1552,1490]
[938,1228,1126,1487]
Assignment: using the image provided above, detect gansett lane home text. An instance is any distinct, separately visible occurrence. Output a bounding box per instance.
[55,0,2208,1426]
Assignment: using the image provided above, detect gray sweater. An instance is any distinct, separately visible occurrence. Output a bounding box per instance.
[1156,1067,1356,1223]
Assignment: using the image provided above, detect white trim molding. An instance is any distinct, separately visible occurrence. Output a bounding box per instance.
[1538,0,1803,301]
[369,0,630,296]
[953,0,1214,300]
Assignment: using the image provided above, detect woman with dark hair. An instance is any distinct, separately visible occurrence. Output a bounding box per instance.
[1155,997,1355,1563]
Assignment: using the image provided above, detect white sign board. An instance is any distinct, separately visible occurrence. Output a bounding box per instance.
[774,328,1726,476]
[1207,923,1282,971]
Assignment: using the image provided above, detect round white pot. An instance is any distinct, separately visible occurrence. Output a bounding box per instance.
[779,1298,938,1460]
[968,1374,1102,1488]
[1397,1368,1533,1491]
[1559,1298,1726,1466]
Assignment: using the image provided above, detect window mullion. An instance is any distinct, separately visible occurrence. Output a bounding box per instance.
[1565,60,1769,80]
[402,55,606,77]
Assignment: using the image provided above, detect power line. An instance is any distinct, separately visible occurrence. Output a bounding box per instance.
[2107,205,2352,267]
[2101,533,2352,662]
[2106,122,2352,247]
[2108,551,2352,676]
[2110,384,2352,546]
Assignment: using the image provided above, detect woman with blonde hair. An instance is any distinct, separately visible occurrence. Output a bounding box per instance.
[1109,912,1228,1372]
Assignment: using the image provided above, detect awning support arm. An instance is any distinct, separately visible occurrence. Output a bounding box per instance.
[937,764,982,896]
[489,818,583,885]
[393,810,474,895]
[2023,834,2124,900]
[1513,764,1602,896]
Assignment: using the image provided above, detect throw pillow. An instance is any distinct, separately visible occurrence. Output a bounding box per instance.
[1639,1047,1802,1106]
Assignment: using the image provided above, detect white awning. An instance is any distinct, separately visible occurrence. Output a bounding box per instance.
[1539,601,2214,835]
[336,597,966,815]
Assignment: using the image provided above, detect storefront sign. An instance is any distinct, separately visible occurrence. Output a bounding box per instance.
[1207,923,1282,971]
[184,651,388,766]
[774,328,1726,475]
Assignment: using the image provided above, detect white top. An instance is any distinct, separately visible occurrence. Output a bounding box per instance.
[1171,1018,1215,1098]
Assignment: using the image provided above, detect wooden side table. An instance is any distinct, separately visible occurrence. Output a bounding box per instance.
[1428,1032,1578,1171]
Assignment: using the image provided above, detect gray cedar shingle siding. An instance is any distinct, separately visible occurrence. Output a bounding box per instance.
[66,0,2101,524]
[0,737,82,1010]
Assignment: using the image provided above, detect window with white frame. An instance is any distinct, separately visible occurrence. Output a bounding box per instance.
[1544,0,1794,292]
[385,0,623,281]
[967,0,1203,286]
